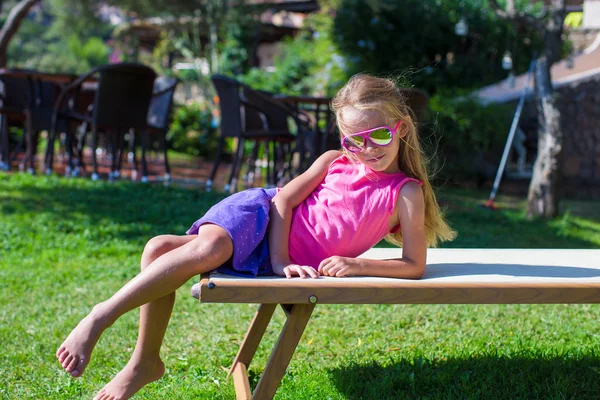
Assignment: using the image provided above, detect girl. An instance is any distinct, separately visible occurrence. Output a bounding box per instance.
[56,74,455,400]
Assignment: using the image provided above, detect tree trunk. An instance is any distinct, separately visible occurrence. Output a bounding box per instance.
[526,8,565,219]
[0,0,40,68]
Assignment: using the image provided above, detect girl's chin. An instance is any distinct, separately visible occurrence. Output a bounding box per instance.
[361,158,400,174]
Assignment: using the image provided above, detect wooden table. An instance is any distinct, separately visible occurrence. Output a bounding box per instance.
[0,68,80,85]
[192,248,600,399]
[0,69,89,172]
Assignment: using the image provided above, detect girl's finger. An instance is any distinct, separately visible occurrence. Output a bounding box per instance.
[317,258,331,273]
[295,266,307,278]
[305,266,319,279]
[327,265,341,277]
[320,260,333,274]
[335,268,348,277]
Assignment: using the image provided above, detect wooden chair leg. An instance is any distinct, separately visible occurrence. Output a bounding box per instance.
[228,304,277,400]
[250,304,315,400]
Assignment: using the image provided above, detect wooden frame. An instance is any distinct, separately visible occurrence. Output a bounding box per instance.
[191,248,600,399]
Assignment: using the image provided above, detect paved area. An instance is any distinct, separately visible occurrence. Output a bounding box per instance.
[6,149,268,192]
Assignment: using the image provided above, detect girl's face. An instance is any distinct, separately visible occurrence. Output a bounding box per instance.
[340,108,402,174]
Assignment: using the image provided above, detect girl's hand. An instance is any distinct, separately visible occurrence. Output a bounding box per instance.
[273,263,320,279]
[318,256,364,277]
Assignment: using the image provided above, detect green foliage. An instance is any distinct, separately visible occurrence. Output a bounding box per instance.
[240,12,347,96]
[425,93,514,181]
[217,7,258,75]
[67,35,109,66]
[43,0,107,38]
[7,2,112,74]
[167,101,220,158]
[240,33,314,95]
[332,0,542,94]
[121,1,263,79]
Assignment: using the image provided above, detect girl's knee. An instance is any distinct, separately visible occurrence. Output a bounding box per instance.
[191,228,233,265]
[142,235,178,268]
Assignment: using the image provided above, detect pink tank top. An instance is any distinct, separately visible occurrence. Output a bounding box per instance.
[287,155,422,269]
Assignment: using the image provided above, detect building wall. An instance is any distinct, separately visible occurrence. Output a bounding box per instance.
[257,42,282,71]
[583,0,600,28]
[557,77,600,185]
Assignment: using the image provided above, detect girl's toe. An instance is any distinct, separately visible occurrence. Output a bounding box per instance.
[61,355,74,369]
[58,350,69,363]
[65,355,79,372]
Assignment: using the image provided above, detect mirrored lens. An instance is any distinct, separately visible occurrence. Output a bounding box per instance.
[369,128,393,145]
[343,135,365,152]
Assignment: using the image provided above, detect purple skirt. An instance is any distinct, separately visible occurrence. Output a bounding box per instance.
[186,187,278,277]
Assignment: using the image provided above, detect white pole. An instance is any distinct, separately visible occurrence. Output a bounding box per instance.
[487,58,536,204]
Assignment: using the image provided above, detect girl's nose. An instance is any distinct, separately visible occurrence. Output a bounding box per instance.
[363,139,377,152]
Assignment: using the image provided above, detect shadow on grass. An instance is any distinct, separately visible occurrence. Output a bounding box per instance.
[0,177,228,240]
[2,174,600,248]
[329,355,600,399]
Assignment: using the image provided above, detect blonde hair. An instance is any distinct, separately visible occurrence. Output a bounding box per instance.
[331,73,456,247]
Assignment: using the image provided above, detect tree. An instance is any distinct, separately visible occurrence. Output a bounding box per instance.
[331,0,542,95]
[488,0,567,219]
[64,0,266,75]
[0,0,40,67]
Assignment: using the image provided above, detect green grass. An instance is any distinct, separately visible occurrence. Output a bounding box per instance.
[1,172,599,399]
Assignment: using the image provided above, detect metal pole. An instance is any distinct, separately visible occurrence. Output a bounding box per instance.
[486,58,537,206]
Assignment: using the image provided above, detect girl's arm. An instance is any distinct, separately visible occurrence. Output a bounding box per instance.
[269,150,342,278]
[318,181,427,279]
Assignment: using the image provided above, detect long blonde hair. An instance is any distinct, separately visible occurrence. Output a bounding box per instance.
[331,73,456,247]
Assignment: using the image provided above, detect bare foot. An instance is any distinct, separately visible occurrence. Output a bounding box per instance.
[93,358,165,400]
[56,312,106,378]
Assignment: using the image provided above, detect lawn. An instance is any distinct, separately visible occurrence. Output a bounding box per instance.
[1,172,599,399]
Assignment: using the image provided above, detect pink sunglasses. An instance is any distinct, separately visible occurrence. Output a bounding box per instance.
[341,121,402,153]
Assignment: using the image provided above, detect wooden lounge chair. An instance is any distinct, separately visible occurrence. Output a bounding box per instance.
[191,248,600,400]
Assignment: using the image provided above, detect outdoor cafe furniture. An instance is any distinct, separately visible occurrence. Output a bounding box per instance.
[241,87,315,186]
[0,72,29,171]
[0,69,72,173]
[210,74,312,192]
[273,94,333,169]
[45,63,156,180]
[142,76,179,182]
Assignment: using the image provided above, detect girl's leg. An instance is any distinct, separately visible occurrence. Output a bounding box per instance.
[56,224,232,384]
[93,234,195,400]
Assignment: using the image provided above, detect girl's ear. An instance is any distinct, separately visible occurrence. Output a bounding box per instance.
[396,121,408,138]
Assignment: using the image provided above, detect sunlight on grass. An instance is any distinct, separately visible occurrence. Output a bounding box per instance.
[1,172,599,399]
